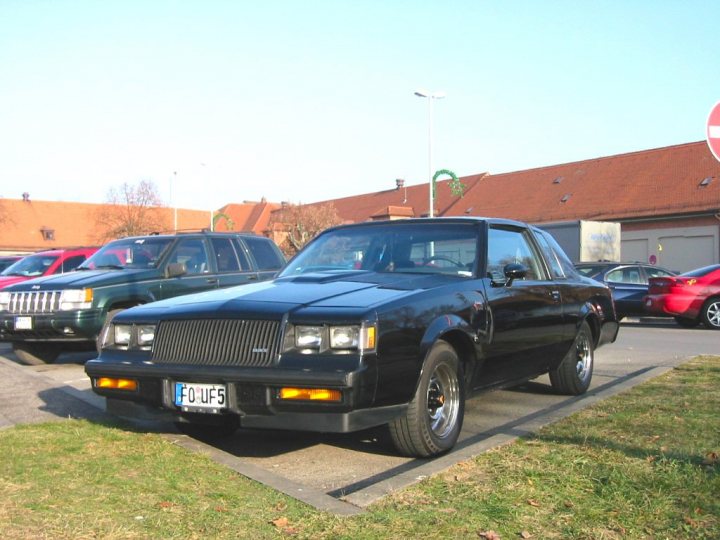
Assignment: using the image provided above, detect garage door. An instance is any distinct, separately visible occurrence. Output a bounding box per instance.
[659,235,715,272]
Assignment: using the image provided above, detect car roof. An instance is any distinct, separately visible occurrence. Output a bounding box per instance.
[321,216,529,234]
[117,230,262,241]
[24,247,97,256]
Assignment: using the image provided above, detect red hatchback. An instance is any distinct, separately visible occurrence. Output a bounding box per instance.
[0,247,97,289]
[644,264,720,330]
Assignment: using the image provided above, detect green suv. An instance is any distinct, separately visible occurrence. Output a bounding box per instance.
[0,231,285,364]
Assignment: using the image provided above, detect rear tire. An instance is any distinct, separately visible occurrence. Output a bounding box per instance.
[701,298,720,330]
[549,321,594,395]
[12,343,62,365]
[388,341,465,458]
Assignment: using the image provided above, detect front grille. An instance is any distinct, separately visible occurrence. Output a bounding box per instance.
[5,291,62,314]
[152,319,281,367]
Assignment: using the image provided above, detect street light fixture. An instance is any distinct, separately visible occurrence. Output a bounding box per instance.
[415,89,446,218]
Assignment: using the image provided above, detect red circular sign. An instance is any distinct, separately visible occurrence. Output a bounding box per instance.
[707,101,720,162]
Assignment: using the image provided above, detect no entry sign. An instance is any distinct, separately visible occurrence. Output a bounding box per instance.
[707,101,720,162]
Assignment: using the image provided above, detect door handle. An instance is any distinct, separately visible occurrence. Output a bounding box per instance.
[206,278,218,284]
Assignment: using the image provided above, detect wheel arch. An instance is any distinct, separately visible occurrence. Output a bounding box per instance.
[416,315,477,393]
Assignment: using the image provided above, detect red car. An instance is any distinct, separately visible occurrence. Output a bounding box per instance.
[0,247,97,289]
[644,264,720,330]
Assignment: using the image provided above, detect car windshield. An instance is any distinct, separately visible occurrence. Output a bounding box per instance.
[280,222,479,278]
[79,237,174,270]
[1,254,58,277]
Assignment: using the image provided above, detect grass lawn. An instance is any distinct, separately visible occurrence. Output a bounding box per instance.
[1,356,718,539]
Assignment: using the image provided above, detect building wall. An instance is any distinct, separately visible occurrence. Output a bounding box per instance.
[621,217,720,272]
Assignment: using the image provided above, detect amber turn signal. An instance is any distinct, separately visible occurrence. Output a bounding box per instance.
[96,377,138,391]
[279,387,342,402]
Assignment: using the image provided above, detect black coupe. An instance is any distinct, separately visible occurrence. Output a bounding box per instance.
[86,218,619,457]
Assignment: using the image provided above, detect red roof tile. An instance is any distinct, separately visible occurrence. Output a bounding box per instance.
[444,141,720,222]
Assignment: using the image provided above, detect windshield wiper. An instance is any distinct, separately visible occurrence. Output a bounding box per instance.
[94,264,126,270]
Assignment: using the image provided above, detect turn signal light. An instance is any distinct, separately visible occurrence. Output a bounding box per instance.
[96,377,138,391]
[279,387,342,402]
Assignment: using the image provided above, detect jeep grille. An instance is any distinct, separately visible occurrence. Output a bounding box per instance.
[5,291,62,314]
[152,319,281,367]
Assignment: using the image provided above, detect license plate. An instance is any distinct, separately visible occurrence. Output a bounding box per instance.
[174,382,227,413]
[14,316,32,330]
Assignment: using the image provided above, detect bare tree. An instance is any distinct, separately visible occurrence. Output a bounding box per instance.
[268,202,343,258]
[93,180,169,243]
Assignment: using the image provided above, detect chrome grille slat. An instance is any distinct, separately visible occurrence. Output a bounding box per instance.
[152,319,280,368]
[5,291,62,314]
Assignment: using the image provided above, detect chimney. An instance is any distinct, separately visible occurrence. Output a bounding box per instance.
[22,192,30,202]
[395,178,405,190]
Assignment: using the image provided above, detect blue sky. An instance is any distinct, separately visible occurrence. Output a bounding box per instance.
[1,1,718,211]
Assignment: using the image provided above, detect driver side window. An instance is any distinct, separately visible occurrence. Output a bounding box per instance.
[487,227,548,281]
[167,238,210,275]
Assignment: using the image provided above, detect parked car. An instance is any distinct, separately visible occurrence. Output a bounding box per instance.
[85,217,619,458]
[644,264,720,330]
[0,248,97,289]
[0,255,23,273]
[0,231,285,364]
[575,262,676,319]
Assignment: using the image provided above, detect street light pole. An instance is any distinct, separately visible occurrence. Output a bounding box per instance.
[414,89,446,218]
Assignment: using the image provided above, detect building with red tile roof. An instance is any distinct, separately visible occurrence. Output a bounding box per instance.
[0,198,216,254]
[280,141,719,272]
[3,141,718,271]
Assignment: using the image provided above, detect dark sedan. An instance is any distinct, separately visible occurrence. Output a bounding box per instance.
[86,218,619,457]
[575,262,676,319]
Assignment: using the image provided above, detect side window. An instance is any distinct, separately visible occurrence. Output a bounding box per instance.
[606,266,642,284]
[231,239,252,270]
[487,227,548,281]
[59,255,88,273]
[244,237,284,271]
[210,237,242,273]
[166,238,210,275]
[534,231,565,279]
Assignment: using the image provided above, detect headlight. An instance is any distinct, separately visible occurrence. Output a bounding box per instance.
[330,326,359,349]
[290,323,376,353]
[0,291,10,311]
[114,325,132,345]
[137,325,156,347]
[296,326,322,349]
[59,288,93,310]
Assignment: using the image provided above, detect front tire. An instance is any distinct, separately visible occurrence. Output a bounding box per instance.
[388,341,465,458]
[12,343,62,365]
[549,321,594,395]
[701,298,720,330]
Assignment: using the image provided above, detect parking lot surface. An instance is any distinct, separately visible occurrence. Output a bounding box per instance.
[1,321,717,513]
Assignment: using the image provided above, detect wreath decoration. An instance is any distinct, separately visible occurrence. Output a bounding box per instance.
[432,169,466,199]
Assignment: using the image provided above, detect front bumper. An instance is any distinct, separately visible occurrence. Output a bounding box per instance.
[84,357,396,433]
[0,309,103,343]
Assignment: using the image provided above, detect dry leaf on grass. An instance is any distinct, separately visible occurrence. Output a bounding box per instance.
[478,530,501,539]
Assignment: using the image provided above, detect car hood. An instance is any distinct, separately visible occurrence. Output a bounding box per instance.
[0,275,30,289]
[120,271,461,320]
[2,268,161,290]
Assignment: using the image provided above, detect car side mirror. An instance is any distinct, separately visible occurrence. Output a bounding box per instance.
[503,263,527,286]
[165,262,187,278]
